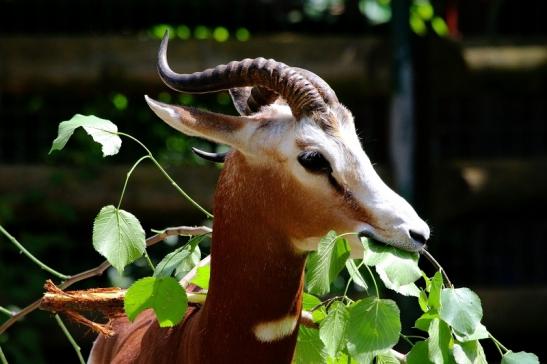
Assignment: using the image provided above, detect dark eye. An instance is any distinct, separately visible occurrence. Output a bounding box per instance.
[297,151,332,173]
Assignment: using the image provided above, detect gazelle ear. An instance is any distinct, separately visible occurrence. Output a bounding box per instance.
[145,95,253,150]
[229,87,252,116]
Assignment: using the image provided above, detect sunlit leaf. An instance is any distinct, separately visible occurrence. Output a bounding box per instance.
[154,240,201,278]
[124,276,187,327]
[294,326,327,364]
[92,205,146,273]
[415,310,439,332]
[190,263,210,289]
[50,114,122,156]
[501,351,540,364]
[376,351,400,364]
[347,297,401,355]
[453,341,487,364]
[453,323,489,342]
[306,231,350,296]
[320,301,349,358]
[345,259,368,290]
[407,341,434,364]
[428,318,455,364]
[439,288,483,336]
[429,271,443,310]
[361,238,421,295]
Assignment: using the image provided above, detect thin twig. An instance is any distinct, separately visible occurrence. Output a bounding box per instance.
[0,225,211,335]
[54,314,85,364]
[0,225,70,280]
[0,345,8,364]
[420,249,454,288]
[0,307,12,317]
[117,132,213,218]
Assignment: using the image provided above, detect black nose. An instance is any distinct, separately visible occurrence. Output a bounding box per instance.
[409,230,428,246]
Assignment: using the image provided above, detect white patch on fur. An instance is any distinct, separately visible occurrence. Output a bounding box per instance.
[254,314,299,342]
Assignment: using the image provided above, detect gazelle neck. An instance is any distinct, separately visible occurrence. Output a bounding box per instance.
[192,152,307,363]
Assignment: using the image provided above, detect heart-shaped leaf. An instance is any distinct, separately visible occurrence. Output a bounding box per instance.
[50,114,122,156]
[346,297,401,355]
[124,276,187,327]
[92,205,146,273]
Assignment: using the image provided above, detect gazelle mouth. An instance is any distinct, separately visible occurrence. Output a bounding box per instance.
[358,228,426,253]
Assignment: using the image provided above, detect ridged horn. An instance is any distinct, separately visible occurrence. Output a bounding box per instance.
[232,68,338,116]
[157,32,327,118]
[229,87,278,115]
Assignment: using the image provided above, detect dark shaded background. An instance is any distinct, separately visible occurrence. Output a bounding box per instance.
[0,0,546,362]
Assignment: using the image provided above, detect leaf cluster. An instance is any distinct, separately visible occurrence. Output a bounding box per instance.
[41,115,540,364]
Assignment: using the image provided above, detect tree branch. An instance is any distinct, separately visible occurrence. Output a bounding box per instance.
[0,225,211,335]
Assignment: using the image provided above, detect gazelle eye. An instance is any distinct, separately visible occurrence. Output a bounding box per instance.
[297,151,332,173]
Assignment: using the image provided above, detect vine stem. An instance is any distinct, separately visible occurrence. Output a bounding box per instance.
[117,155,151,209]
[0,225,70,280]
[0,307,12,317]
[0,345,7,364]
[55,314,85,364]
[143,252,155,271]
[489,334,509,353]
[0,225,212,335]
[117,132,213,218]
[364,263,380,298]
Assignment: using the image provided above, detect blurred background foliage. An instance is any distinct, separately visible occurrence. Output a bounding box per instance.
[0,0,546,362]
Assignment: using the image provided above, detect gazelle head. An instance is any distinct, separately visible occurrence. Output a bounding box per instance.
[145,34,430,256]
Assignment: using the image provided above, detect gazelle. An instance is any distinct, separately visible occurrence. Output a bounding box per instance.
[89,34,430,363]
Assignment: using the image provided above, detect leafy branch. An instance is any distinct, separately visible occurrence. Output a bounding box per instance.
[0,224,211,335]
[1,114,540,364]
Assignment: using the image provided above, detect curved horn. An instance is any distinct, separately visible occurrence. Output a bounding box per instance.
[191,147,228,163]
[232,68,338,116]
[229,87,278,115]
[157,32,327,118]
[292,67,338,105]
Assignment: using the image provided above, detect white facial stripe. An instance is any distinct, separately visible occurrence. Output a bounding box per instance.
[253,315,299,342]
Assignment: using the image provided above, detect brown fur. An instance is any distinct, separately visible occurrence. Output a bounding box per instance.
[89,150,362,363]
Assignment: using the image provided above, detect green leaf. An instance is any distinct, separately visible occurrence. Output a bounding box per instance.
[439,288,483,336]
[453,323,489,342]
[154,236,203,278]
[418,290,429,312]
[453,341,487,364]
[361,238,421,295]
[124,276,187,327]
[428,318,455,364]
[154,245,194,278]
[294,326,327,364]
[346,297,401,355]
[303,293,327,322]
[345,259,368,290]
[306,231,350,296]
[320,301,349,358]
[407,341,434,364]
[429,271,443,310]
[376,351,400,364]
[303,293,322,311]
[92,205,146,273]
[175,244,201,277]
[50,114,122,156]
[501,351,540,364]
[327,351,360,364]
[190,263,210,289]
[394,282,420,297]
[415,310,439,332]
